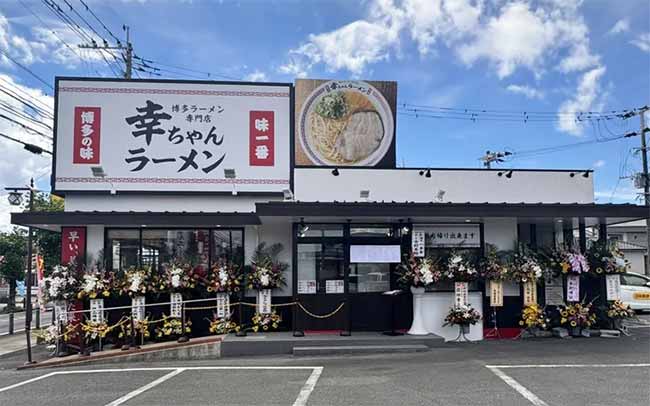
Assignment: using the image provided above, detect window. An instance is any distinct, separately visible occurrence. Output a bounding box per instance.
[141,229,210,273]
[212,229,244,266]
[297,243,344,294]
[349,263,390,293]
[350,226,393,238]
[622,274,650,287]
[107,229,140,272]
[297,224,344,238]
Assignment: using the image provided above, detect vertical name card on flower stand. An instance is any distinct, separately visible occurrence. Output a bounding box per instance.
[132,296,145,321]
[566,275,580,302]
[55,300,69,324]
[257,289,272,315]
[170,293,183,318]
[216,293,230,318]
[605,274,621,301]
[89,299,104,324]
[454,282,469,307]
[490,280,503,307]
[523,280,537,306]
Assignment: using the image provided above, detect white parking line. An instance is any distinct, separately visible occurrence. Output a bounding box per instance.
[104,368,186,406]
[0,365,325,405]
[293,367,323,406]
[485,364,650,406]
[487,366,548,406]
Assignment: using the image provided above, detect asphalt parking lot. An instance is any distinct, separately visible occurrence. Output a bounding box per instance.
[0,326,648,406]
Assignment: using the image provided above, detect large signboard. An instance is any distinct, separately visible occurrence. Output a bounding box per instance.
[295,79,396,168]
[414,224,481,248]
[54,78,291,193]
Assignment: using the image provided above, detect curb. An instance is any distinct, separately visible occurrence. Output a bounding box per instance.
[17,336,223,370]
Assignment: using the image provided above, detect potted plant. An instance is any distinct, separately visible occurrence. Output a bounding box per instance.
[442,305,481,340]
[559,302,596,336]
[606,300,635,330]
[519,304,550,336]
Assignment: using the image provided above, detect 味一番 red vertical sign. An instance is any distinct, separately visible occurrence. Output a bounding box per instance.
[73,107,101,164]
[249,111,274,166]
[61,227,86,269]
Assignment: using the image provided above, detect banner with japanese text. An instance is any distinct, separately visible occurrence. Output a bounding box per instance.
[54,79,291,193]
[61,227,86,269]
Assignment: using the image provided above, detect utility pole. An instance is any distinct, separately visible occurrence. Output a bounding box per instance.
[79,25,133,79]
[124,25,132,79]
[480,150,512,169]
[639,107,650,276]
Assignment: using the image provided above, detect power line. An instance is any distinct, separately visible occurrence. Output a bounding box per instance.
[0,78,53,114]
[0,85,54,120]
[0,102,52,131]
[0,114,53,140]
[133,55,243,81]
[399,102,634,117]
[78,0,121,43]
[0,132,52,155]
[0,49,53,91]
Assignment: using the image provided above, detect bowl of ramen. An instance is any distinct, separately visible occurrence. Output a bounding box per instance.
[299,80,394,166]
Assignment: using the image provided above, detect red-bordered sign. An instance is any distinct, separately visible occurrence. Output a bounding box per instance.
[249,111,275,166]
[73,107,101,164]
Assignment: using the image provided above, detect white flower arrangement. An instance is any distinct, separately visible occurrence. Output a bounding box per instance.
[41,265,79,302]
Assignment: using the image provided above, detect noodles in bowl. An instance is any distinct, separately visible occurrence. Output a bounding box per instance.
[300,81,393,166]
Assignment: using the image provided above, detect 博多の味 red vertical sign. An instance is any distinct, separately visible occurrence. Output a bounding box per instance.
[72,107,101,164]
[249,111,275,166]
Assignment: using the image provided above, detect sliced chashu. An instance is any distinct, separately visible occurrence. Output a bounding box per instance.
[335,110,384,162]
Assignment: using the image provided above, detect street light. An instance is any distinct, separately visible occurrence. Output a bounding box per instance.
[4,178,36,364]
[91,166,116,195]
[224,168,237,196]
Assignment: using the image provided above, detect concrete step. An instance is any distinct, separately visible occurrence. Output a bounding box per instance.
[293,344,429,356]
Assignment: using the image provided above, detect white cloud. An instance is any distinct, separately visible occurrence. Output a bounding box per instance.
[557,66,606,136]
[631,32,650,53]
[0,74,53,231]
[592,159,605,168]
[244,70,268,82]
[607,18,629,35]
[279,1,403,76]
[506,84,544,99]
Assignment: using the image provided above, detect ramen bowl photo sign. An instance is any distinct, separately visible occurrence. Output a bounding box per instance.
[297,80,396,167]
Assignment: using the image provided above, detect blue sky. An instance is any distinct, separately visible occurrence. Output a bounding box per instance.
[0,0,649,228]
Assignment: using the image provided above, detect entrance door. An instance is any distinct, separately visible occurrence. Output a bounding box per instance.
[295,240,347,331]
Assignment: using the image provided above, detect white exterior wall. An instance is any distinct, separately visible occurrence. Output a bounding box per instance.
[65,194,281,213]
[294,168,593,203]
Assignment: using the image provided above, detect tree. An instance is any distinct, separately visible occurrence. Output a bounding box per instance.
[0,228,27,311]
[29,192,64,272]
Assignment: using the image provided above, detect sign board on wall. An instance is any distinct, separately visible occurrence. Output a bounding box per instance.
[295,79,397,168]
[54,78,291,193]
[544,276,564,306]
[350,245,401,263]
[415,224,481,248]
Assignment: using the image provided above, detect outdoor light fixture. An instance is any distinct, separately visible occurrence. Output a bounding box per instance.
[90,166,116,195]
[569,173,576,177]
[282,188,294,201]
[331,168,340,176]
[360,190,370,201]
[498,170,513,178]
[419,169,431,178]
[91,166,106,178]
[7,190,23,206]
[224,168,237,195]
[582,171,590,178]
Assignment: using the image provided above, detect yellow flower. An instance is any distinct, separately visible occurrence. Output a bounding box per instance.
[561,311,568,317]
[570,321,577,327]
[561,318,567,324]
[569,309,576,315]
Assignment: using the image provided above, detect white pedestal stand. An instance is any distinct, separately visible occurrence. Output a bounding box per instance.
[407,286,429,335]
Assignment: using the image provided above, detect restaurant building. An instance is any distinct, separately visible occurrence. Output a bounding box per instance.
[11,77,649,341]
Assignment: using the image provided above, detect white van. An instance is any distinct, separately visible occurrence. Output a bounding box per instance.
[621,272,650,312]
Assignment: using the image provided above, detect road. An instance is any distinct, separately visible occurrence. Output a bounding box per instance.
[0,309,51,336]
[0,325,648,405]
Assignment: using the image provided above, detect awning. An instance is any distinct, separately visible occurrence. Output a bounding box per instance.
[256,201,649,224]
[11,211,261,231]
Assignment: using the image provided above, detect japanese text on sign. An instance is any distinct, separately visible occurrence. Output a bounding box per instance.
[605,274,621,301]
[523,280,537,306]
[216,292,230,318]
[490,280,503,307]
[416,224,481,248]
[73,107,100,164]
[411,231,425,257]
[567,275,580,302]
[454,282,469,307]
[257,289,272,315]
[250,111,275,166]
